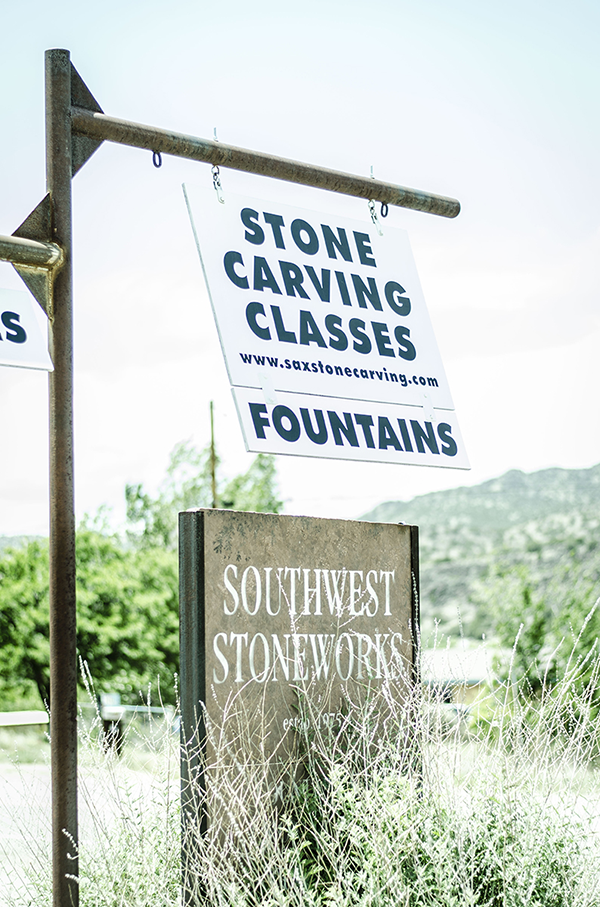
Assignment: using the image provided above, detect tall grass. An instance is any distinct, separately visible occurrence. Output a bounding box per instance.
[4,638,600,907]
[186,649,600,907]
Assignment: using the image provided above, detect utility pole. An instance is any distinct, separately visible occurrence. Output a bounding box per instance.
[210,401,218,508]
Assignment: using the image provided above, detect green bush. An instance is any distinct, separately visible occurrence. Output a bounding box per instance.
[0,532,179,707]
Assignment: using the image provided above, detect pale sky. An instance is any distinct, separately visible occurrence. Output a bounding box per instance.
[1,0,599,535]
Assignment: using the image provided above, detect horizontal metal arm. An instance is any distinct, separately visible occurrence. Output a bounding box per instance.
[71,107,460,219]
[0,233,63,269]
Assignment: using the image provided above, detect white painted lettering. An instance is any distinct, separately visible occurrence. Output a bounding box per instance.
[335,632,355,680]
[380,569,395,616]
[349,570,364,616]
[322,569,346,616]
[365,570,379,616]
[223,564,239,615]
[265,567,280,615]
[374,632,390,678]
[272,633,291,681]
[308,633,334,680]
[249,632,270,681]
[390,632,404,666]
[292,633,309,680]
[303,568,321,616]
[356,633,374,679]
[285,567,301,615]
[241,565,261,615]
[230,631,249,682]
[213,632,229,683]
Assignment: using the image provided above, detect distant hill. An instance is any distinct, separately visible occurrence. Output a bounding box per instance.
[361,464,600,536]
[361,464,600,640]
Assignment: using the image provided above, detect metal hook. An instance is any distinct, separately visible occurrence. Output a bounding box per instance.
[368,199,383,236]
[368,166,384,233]
[211,128,225,203]
[212,165,225,204]
[152,151,162,168]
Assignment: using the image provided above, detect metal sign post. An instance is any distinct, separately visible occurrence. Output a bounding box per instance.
[45,50,78,907]
[0,48,460,907]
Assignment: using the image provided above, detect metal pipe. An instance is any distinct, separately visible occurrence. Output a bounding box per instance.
[46,48,79,907]
[0,234,63,269]
[71,107,460,219]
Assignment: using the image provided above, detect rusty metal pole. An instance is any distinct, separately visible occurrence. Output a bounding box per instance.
[70,108,461,218]
[46,48,78,907]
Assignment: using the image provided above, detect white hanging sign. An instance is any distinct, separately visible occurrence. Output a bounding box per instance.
[0,288,53,371]
[185,184,468,470]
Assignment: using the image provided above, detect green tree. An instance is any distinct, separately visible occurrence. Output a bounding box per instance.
[0,531,179,707]
[0,539,50,707]
[221,453,283,513]
[1,441,283,707]
[126,441,282,548]
[126,440,217,548]
[475,562,600,702]
[475,566,552,692]
[76,529,179,704]
[552,583,600,699]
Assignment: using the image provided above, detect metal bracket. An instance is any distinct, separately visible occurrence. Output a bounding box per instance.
[70,61,104,176]
[2,62,100,316]
[11,194,63,316]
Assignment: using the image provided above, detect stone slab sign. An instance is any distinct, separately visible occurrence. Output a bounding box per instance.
[179,509,419,778]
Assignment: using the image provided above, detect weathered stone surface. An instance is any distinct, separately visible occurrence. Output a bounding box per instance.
[179,509,419,768]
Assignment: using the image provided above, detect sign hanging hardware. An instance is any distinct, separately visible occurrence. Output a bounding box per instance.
[212,166,225,204]
[368,198,383,236]
[211,128,225,204]
[369,165,383,235]
[152,150,162,168]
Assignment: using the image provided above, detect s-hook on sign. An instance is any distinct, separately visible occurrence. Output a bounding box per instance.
[185,184,468,470]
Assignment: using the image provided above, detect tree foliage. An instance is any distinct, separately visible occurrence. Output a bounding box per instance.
[126,442,282,549]
[0,531,179,707]
[484,567,551,693]
[0,442,283,707]
[125,440,216,549]
[476,563,600,702]
[220,453,282,514]
[0,539,50,708]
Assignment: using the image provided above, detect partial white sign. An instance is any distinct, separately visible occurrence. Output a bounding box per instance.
[0,288,53,371]
[232,386,469,469]
[185,185,454,411]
